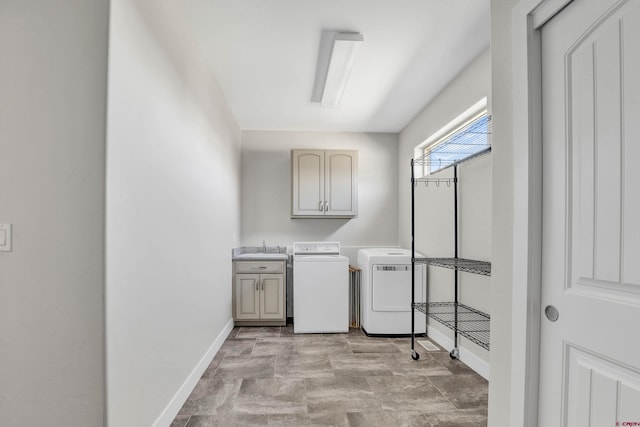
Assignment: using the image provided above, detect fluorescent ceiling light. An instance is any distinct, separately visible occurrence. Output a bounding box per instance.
[311,32,363,108]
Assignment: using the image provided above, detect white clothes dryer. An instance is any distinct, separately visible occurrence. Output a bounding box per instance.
[357,248,426,336]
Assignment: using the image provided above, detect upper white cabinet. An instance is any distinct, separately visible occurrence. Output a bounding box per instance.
[291,149,358,218]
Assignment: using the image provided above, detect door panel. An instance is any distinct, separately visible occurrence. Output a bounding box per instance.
[622,3,640,286]
[569,0,640,298]
[260,274,284,319]
[235,274,259,320]
[325,150,357,216]
[565,344,640,425]
[540,0,640,424]
[292,150,324,215]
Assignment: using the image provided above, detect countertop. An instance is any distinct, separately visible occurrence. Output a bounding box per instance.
[232,246,288,261]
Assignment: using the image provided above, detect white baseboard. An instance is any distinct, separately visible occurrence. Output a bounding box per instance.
[153,318,234,427]
[426,325,490,380]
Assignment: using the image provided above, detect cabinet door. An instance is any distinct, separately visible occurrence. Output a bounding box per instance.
[325,150,357,216]
[259,274,284,320]
[234,274,260,320]
[291,150,324,216]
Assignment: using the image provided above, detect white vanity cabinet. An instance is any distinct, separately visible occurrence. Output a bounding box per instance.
[291,149,358,218]
[233,260,286,326]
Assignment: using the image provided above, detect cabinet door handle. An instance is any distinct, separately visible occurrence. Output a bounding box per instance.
[324,201,328,212]
[319,201,323,212]
[256,280,259,291]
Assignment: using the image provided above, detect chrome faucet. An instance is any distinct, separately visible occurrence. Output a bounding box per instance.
[262,240,266,253]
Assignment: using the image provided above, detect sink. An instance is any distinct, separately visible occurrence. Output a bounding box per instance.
[232,246,288,260]
[234,253,287,260]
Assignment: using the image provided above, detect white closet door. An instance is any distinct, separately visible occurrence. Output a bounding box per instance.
[539,0,640,425]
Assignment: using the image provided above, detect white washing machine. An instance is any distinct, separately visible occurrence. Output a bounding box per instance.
[357,248,426,336]
[293,242,349,333]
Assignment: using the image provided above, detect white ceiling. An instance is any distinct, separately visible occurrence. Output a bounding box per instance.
[183,0,490,133]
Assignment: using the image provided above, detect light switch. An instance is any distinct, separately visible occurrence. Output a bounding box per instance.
[0,224,12,252]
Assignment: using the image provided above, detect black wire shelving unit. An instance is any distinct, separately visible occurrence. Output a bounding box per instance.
[409,116,492,361]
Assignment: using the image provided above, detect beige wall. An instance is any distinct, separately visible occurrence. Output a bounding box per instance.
[488,0,515,425]
[0,1,109,425]
[106,0,241,425]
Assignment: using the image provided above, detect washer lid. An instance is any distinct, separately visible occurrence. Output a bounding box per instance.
[293,241,341,256]
[294,254,348,262]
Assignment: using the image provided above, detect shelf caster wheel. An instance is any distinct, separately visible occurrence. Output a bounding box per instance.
[411,351,420,361]
[449,348,459,360]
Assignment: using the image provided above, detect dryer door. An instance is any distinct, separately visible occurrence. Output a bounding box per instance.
[372,264,423,312]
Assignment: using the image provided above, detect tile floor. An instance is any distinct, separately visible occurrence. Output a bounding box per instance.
[171,325,487,426]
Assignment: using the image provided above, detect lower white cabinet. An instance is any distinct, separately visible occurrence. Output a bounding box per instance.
[233,260,286,326]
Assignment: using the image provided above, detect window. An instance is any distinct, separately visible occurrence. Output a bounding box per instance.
[415,111,491,176]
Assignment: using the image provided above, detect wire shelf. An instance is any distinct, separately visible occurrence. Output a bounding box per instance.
[413,302,490,350]
[414,257,491,276]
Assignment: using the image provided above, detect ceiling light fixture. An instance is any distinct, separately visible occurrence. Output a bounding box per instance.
[311,32,364,108]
